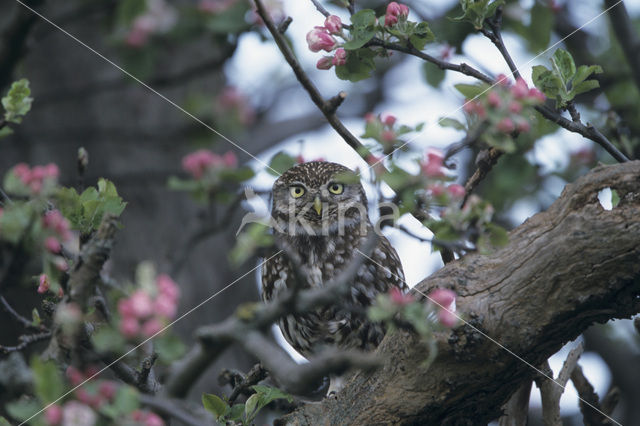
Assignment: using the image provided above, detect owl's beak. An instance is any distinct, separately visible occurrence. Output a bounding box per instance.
[313,196,322,216]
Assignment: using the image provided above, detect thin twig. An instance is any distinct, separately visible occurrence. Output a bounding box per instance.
[0,294,47,331]
[221,363,268,404]
[0,331,51,355]
[571,364,618,426]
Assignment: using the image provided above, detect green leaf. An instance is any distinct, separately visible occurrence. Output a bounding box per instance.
[343,28,376,50]
[5,399,43,423]
[486,222,508,247]
[112,385,139,414]
[244,393,260,422]
[423,61,446,88]
[409,22,435,50]
[154,333,187,363]
[268,151,296,175]
[32,308,41,327]
[551,48,576,84]
[570,80,600,97]
[528,3,553,51]
[350,9,376,28]
[202,393,229,419]
[572,64,603,87]
[228,403,245,421]
[454,83,488,99]
[2,79,33,124]
[611,189,620,208]
[438,117,466,131]
[335,48,376,82]
[31,357,65,404]
[0,416,12,426]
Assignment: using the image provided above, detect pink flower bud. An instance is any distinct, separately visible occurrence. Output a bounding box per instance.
[364,112,376,123]
[438,308,458,327]
[332,48,347,66]
[129,290,154,318]
[156,274,180,301]
[447,184,465,199]
[222,151,237,168]
[38,274,50,294]
[495,73,511,86]
[66,366,84,386]
[516,120,531,133]
[13,163,30,182]
[44,163,60,178]
[182,149,218,179]
[389,287,414,306]
[99,381,117,400]
[496,117,515,133]
[422,148,445,178]
[381,130,396,143]
[511,78,529,99]
[45,404,63,425]
[120,317,140,339]
[382,114,397,127]
[324,15,342,34]
[142,318,164,337]
[316,56,333,70]
[154,294,177,319]
[306,27,337,52]
[366,154,385,177]
[118,299,135,318]
[508,101,522,113]
[387,2,409,18]
[29,180,42,194]
[45,236,62,253]
[528,88,546,103]
[487,91,501,108]
[428,184,445,197]
[462,100,476,114]
[145,412,165,426]
[428,288,456,308]
[384,13,398,27]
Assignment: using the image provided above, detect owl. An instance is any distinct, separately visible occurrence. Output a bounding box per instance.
[261,161,407,361]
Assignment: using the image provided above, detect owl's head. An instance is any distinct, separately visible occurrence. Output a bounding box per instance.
[271,161,368,236]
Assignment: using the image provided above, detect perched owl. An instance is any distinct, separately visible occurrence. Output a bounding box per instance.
[261,161,407,360]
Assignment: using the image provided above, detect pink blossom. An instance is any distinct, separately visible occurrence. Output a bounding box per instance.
[324,15,342,34]
[145,412,165,426]
[384,13,398,27]
[528,88,546,102]
[366,154,385,177]
[496,117,515,133]
[142,318,164,337]
[428,288,456,308]
[332,48,347,66]
[487,91,501,108]
[438,308,458,327]
[447,184,465,199]
[364,112,376,123]
[181,149,218,179]
[156,274,180,301]
[421,148,445,178]
[508,101,522,113]
[387,2,409,19]
[495,73,511,86]
[462,100,477,114]
[154,294,177,318]
[13,163,30,183]
[45,404,63,425]
[381,130,396,143]
[98,381,117,400]
[306,27,337,52]
[66,366,84,386]
[511,78,529,99]
[382,114,397,127]
[316,56,333,70]
[42,210,72,241]
[129,290,154,318]
[44,163,60,178]
[45,236,61,253]
[62,401,96,426]
[222,151,237,168]
[516,120,531,133]
[38,274,50,294]
[118,299,136,318]
[389,287,414,306]
[120,317,140,339]
[428,184,445,197]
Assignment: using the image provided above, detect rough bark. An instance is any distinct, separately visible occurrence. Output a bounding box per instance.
[281,161,640,425]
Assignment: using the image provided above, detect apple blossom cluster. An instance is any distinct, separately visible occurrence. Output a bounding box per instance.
[427,288,458,327]
[307,14,346,70]
[12,162,59,195]
[384,2,410,27]
[181,149,238,179]
[463,75,546,135]
[118,274,180,340]
[420,148,466,203]
[125,0,177,48]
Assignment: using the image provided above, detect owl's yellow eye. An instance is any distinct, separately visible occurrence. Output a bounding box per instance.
[328,183,344,195]
[289,186,305,198]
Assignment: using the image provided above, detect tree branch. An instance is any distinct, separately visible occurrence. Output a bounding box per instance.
[604,0,640,95]
[281,160,640,424]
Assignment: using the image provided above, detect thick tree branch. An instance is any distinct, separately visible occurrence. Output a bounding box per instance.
[281,161,640,424]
